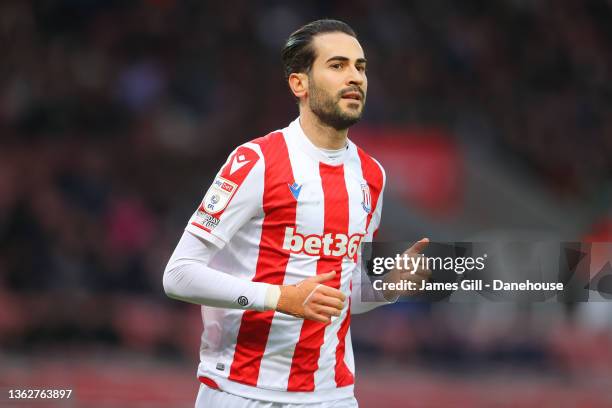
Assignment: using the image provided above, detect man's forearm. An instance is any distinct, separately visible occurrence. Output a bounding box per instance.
[163,262,277,311]
[350,269,395,315]
[163,231,280,311]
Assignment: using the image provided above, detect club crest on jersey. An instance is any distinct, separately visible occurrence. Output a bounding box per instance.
[202,176,238,215]
[361,183,371,214]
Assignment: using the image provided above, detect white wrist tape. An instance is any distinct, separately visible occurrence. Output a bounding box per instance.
[264,285,281,311]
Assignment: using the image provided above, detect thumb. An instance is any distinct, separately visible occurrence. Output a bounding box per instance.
[407,238,429,255]
[311,271,337,283]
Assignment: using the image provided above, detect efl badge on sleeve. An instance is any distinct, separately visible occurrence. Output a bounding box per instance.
[202,176,238,215]
[361,183,371,214]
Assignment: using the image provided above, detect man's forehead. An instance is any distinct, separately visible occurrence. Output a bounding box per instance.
[312,32,365,62]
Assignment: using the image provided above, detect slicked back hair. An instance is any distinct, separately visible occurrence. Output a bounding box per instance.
[281,19,357,81]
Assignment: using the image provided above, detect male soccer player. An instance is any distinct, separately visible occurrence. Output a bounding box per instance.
[164,19,430,407]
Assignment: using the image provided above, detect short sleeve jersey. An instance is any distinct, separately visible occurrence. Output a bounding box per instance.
[185,118,385,404]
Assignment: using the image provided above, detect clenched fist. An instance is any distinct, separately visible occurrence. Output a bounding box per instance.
[382,238,432,301]
[276,271,346,323]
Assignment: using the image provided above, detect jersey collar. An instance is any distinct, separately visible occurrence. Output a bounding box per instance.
[288,117,351,165]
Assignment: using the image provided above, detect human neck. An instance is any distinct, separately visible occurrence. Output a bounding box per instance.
[299,108,349,150]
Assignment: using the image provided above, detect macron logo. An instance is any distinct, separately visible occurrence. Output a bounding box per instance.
[282,227,363,261]
[230,154,250,175]
[288,182,302,200]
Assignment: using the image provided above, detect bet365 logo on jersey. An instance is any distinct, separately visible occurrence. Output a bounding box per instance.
[282,227,363,261]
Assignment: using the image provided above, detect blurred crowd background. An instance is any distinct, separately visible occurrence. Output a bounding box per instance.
[1,0,611,407]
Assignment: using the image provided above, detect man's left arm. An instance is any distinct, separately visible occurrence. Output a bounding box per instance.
[350,239,431,314]
[349,161,431,314]
[350,160,388,315]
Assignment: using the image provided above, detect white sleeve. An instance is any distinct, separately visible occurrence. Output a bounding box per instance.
[163,230,274,311]
[350,260,393,314]
[185,143,264,248]
[351,164,393,314]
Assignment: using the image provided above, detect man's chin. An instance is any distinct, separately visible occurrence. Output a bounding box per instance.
[340,99,363,109]
[331,114,362,130]
[337,102,362,115]
[311,103,363,130]
[340,110,363,124]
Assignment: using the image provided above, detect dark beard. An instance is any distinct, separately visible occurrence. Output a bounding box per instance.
[308,79,364,131]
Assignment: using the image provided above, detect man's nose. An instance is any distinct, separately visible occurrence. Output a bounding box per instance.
[346,66,364,86]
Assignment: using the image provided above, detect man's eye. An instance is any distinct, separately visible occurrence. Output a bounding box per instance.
[357,66,366,72]
[330,63,343,69]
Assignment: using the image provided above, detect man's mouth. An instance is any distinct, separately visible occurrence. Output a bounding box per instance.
[341,91,362,101]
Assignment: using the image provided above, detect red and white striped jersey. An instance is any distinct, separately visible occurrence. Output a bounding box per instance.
[185,118,385,404]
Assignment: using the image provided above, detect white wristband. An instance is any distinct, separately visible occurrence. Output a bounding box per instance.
[264,285,281,310]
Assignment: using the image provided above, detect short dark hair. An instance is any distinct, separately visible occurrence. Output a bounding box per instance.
[281,19,357,80]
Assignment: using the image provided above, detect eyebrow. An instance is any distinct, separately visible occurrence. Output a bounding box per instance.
[325,56,367,64]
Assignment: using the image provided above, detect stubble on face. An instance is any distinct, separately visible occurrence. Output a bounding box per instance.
[307,73,366,131]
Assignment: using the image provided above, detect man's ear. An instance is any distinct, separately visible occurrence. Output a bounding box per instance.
[288,72,308,99]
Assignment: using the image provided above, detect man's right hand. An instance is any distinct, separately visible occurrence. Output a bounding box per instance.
[276,271,346,323]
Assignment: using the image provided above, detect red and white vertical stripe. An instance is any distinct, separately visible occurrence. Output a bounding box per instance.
[223,128,385,394]
[228,132,297,386]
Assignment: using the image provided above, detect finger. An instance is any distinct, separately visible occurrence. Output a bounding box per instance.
[311,271,336,284]
[313,304,342,317]
[302,284,322,306]
[317,285,346,302]
[314,294,344,311]
[419,268,432,277]
[305,311,331,324]
[402,268,431,279]
[407,238,429,255]
[405,264,431,275]
[417,272,431,279]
